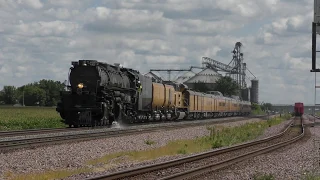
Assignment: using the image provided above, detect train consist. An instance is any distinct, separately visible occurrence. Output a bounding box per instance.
[56,60,252,127]
[294,102,304,117]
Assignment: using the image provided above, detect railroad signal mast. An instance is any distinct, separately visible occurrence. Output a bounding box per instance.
[311,0,320,125]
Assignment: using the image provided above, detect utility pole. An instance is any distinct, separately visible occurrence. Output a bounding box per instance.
[22,90,25,106]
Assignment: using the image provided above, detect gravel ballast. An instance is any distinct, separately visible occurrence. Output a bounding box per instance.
[0,117,286,179]
[0,116,247,142]
[196,121,319,180]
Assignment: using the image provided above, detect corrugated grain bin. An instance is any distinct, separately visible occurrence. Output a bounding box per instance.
[250,79,259,103]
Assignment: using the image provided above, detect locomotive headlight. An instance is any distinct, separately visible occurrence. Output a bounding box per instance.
[77,83,84,89]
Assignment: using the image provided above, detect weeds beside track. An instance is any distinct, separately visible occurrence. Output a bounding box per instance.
[0,115,277,153]
[86,116,302,180]
[0,114,276,138]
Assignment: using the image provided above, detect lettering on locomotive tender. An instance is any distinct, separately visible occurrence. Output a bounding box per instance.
[56,60,252,128]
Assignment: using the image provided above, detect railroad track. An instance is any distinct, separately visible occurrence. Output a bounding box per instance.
[304,114,320,126]
[0,115,277,153]
[86,116,303,180]
[0,127,86,137]
[0,115,273,138]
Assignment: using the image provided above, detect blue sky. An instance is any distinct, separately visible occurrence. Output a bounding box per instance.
[0,0,318,104]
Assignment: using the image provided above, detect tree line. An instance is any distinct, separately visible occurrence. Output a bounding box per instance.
[0,76,273,108]
[1,76,238,107]
[192,76,240,97]
[0,79,65,106]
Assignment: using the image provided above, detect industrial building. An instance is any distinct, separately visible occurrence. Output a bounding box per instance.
[175,71,196,84]
[145,70,259,103]
[182,68,222,90]
[145,42,259,104]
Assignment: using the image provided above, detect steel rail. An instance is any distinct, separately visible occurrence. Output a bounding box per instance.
[0,115,272,138]
[305,114,320,127]
[0,115,273,152]
[86,117,295,180]
[160,117,304,180]
[0,127,170,152]
[0,127,85,137]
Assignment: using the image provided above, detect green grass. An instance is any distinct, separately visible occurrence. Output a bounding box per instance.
[0,106,66,130]
[252,109,266,115]
[301,171,320,180]
[144,139,155,145]
[4,168,91,180]
[87,114,290,166]
[6,114,291,179]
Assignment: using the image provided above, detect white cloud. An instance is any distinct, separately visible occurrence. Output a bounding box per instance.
[17,0,43,9]
[44,8,73,19]
[15,20,79,37]
[0,0,316,105]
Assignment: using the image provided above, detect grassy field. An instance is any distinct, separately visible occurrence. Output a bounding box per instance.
[0,106,66,130]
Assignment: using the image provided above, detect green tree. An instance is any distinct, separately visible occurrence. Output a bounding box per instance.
[1,86,17,104]
[0,79,66,106]
[0,90,4,104]
[251,103,261,111]
[193,81,211,92]
[251,102,265,115]
[19,85,46,106]
[214,76,239,96]
[36,79,65,106]
[14,79,65,106]
[261,102,272,111]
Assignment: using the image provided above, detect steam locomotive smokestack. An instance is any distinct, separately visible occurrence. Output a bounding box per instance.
[114,63,121,70]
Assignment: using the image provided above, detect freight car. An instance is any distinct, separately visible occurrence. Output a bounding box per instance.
[294,102,304,117]
[56,60,252,127]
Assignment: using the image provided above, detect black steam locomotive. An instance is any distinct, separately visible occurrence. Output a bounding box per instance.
[56,60,148,127]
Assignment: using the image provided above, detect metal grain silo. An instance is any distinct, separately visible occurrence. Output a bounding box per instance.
[241,88,249,101]
[250,79,259,103]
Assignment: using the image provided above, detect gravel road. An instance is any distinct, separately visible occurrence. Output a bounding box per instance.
[0,117,286,180]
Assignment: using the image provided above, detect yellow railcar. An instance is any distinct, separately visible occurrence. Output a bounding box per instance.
[217,97,226,112]
[203,94,209,111]
[203,94,212,112]
[211,95,218,112]
[164,84,175,108]
[151,83,165,109]
[174,91,183,108]
[185,90,206,112]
